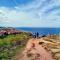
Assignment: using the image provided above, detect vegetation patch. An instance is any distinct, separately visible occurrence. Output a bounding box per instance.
[0,32,32,60]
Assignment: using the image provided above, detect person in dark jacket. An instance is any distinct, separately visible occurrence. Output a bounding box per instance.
[36,32,39,38]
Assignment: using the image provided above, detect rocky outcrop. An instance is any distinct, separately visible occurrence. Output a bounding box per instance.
[0,28,22,36]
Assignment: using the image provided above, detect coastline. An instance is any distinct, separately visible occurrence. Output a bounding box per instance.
[0,27,60,60]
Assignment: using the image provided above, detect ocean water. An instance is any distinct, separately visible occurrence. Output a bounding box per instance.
[16,27,60,35]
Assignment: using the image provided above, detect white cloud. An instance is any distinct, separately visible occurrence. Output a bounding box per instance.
[0,0,60,27]
[0,7,39,27]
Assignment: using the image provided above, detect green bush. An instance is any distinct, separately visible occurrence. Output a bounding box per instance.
[0,32,31,60]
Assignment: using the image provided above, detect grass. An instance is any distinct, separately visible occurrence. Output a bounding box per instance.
[0,32,31,60]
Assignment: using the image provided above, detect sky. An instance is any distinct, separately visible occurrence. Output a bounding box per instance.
[0,0,60,27]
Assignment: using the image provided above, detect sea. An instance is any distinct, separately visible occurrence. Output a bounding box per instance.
[16,27,60,35]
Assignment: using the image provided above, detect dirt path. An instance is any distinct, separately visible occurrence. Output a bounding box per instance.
[13,38,55,60]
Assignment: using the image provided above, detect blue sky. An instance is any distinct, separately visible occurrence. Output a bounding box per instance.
[0,0,33,7]
[0,0,60,27]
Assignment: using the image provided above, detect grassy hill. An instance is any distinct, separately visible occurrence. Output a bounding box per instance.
[0,28,32,60]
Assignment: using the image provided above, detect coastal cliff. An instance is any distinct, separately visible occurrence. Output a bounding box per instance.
[0,27,60,60]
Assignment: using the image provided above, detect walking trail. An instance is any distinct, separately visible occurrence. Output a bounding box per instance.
[16,38,55,60]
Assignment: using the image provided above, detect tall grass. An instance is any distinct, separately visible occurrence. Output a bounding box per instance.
[0,32,31,60]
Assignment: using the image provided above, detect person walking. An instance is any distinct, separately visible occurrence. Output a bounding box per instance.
[36,32,39,38]
[33,33,36,38]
